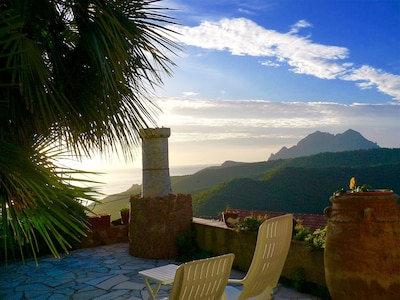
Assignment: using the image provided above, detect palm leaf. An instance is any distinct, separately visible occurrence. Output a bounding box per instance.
[0,0,180,264]
[0,139,100,264]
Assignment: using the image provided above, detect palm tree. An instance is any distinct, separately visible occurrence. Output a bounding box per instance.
[0,0,179,263]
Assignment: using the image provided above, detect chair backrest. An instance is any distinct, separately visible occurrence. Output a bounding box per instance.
[169,253,235,300]
[238,214,293,299]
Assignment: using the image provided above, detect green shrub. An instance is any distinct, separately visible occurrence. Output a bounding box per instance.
[236,214,268,232]
[293,219,311,241]
[293,219,326,251]
[175,230,212,262]
[291,267,306,291]
[304,226,327,251]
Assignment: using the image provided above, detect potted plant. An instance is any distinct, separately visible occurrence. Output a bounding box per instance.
[324,177,399,299]
[88,213,111,229]
[221,205,240,228]
[236,214,269,232]
[120,207,130,225]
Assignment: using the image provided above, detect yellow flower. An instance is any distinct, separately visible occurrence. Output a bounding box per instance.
[349,177,356,190]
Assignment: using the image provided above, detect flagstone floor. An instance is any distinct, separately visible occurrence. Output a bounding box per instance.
[0,243,320,299]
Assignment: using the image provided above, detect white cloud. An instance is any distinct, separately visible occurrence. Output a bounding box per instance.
[182,91,199,97]
[74,98,400,173]
[153,97,400,165]
[341,66,400,100]
[237,8,252,15]
[156,98,400,152]
[261,60,280,67]
[169,18,400,100]
[289,19,312,34]
[170,18,349,78]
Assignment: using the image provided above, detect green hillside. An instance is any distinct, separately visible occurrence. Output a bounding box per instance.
[171,160,281,194]
[172,148,400,195]
[89,184,141,220]
[192,163,400,217]
[94,148,400,220]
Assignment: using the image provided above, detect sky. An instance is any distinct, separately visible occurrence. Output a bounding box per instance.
[70,0,400,186]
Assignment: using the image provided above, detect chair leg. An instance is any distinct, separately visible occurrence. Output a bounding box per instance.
[254,286,273,300]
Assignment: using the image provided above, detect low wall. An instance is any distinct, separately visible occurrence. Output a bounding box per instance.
[282,240,326,287]
[79,224,129,249]
[192,218,325,287]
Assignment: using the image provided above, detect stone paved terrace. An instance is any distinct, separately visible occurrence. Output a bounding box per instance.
[0,243,321,300]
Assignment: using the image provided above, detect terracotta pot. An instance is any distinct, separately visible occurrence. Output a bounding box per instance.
[223,212,240,228]
[324,191,400,299]
[88,214,111,229]
[120,212,130,225]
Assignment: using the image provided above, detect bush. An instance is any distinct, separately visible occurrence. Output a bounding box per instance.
[293,219,311,241]
[236,214,268,232]
[304,227,327,251]
[293,219,326,251]
[175,230,212,262]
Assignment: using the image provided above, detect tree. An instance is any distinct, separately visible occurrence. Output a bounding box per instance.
[0,0,179,263]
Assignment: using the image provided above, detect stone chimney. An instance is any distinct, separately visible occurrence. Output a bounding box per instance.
[141,127,172,198]
[129,127,193,259]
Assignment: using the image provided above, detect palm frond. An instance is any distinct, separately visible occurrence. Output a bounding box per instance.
[0,0,180,264]
[0,139,100,264]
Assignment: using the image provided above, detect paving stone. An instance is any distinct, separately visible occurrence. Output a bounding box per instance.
[15,282,50,292]
[93,290,131,300]
[96,274,130,290]
[2,243,319,300]
[85,274,114,286]
[72,288,107,300]
[113,280,145,290]
[1,291,24,300]
[43,277,75,288]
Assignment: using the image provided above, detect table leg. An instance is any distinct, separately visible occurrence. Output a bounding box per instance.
[143,278,162,300]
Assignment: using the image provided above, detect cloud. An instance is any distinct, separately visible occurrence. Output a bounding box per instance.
[74,97,400,170]
[152,97,400,164]
[289,19,312,34]
[169,18,400,100]
[341,66,400,100]
[261,60,280,67]
[182,91,199,97]
[156,97,400,145]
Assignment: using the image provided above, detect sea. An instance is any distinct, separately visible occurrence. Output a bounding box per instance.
[85,164,215,199]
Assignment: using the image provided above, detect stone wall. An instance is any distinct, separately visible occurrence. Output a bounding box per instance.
[79,224,129,249]
[129,193,192,259]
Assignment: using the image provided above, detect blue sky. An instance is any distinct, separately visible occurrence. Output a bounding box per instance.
[72,0,400,191]
[149,1,400,164]
[158,0,400,103]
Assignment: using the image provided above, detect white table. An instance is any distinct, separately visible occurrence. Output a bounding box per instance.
[139,264,179,299]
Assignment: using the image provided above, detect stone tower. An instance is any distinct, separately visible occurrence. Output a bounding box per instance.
[129,127,192,259]
[141,127,172,198]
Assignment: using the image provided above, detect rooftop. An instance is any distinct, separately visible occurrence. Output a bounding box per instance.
[0,243,320,299]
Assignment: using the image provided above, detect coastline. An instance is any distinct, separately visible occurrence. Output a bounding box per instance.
[87,163,217,197]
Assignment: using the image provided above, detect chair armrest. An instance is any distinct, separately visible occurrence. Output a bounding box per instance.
[227,278,243,285]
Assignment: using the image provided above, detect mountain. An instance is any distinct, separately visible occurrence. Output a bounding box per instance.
[93,148,400,221]
[192,163,400,217]
[88,184,141,220]
[190,148,400,217]
[268,129,379,160]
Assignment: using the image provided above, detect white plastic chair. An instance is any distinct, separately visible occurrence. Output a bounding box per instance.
[225,214,293,300]
[167,253,235,300]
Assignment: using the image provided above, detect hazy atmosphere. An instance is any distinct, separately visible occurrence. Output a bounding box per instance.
[70,0,400,191]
